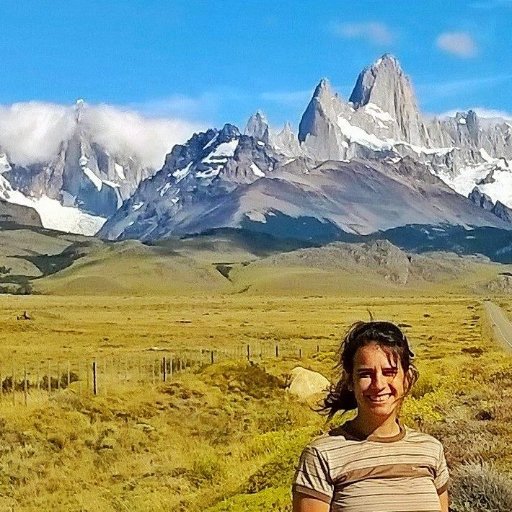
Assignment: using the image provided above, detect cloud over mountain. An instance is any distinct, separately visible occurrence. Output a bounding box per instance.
[0,102,203,168]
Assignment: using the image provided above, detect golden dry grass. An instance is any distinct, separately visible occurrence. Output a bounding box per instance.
[0,292,511,511]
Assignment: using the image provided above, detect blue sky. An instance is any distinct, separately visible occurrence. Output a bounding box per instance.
[2,0,512,130]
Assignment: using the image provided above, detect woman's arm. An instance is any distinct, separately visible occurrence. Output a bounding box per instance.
[439,490,449,512]
[293,492,330,512]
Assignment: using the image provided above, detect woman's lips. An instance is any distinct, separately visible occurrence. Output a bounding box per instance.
[366,393,392,403]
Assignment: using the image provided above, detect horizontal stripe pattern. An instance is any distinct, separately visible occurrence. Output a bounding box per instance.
[293,425,449,512]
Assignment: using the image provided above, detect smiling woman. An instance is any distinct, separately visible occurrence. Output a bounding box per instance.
[292,321,449,512]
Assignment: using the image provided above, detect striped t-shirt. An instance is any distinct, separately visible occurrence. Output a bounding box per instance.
[293,424,449,512]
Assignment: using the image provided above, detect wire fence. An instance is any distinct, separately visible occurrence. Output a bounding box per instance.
[1,342,337,405]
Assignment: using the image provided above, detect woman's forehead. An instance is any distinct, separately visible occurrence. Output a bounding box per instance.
[353,342,399,367]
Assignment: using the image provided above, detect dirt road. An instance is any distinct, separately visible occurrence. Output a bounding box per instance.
[483,300,512,353]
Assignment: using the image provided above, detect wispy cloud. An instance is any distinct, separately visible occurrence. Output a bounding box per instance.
[130,92,224,122]
[436,32,478,58]
[0,101,203,168]
[0,102,75,165]
[417,74,512,103]
[82,105,205,168]
[330,22,395,45]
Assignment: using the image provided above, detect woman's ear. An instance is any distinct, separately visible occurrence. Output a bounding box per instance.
[404,368,414,393]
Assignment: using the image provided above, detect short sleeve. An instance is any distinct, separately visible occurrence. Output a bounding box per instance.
[292,445,333,504]
[434,442,449,494]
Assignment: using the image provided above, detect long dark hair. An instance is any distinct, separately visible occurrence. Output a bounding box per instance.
[322,321,419,419]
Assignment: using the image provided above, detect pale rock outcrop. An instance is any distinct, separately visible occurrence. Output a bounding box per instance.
[287,367,330,401]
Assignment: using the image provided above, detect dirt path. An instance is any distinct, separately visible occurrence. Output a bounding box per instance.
[483,300,512,353]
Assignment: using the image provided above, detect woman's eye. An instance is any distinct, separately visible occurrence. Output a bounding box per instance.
[383,369,398,377]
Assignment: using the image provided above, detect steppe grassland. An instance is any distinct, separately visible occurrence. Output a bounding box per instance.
[0,293,481,363]
[0,292,512,511]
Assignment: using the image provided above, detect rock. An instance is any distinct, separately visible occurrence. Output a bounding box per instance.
[245,111,270,144]
[287,366,330,401]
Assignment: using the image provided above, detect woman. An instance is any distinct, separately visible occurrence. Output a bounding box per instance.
[292,321,449,512]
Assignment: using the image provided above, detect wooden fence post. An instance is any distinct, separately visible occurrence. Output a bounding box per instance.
[163,357,167,382]
[12,362,15,406]
[275,344,279,358]
[93,361,98,396]
[247,344,250,361]
[47,361,51,395]
[78,360,82,396]
[211,351,215,364]
[170,355,173,379]
[23,366,27,406]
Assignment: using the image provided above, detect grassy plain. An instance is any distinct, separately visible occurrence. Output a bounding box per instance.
[1,292,512,510]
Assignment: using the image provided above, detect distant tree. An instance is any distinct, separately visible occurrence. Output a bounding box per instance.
[0,266,11,275]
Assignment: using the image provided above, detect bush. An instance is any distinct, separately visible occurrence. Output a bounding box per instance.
[450,462,512,512]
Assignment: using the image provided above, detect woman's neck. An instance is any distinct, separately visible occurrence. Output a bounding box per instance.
[348,413,400,439]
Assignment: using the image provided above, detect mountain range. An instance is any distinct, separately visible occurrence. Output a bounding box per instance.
[3,54,512,246]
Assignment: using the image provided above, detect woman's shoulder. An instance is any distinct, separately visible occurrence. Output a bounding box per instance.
[404,426,444,448]
[302,427,354,453]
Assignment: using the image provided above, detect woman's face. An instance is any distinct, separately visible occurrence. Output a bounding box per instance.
[351,342,406,421]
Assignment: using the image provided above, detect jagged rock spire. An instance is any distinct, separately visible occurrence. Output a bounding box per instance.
[245,111,269,143]
[349,54,426,145]
[74,99,85,124]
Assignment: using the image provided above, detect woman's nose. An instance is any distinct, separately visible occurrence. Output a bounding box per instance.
[372,372,386,389]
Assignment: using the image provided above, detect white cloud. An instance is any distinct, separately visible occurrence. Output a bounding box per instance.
[0,101,204,168]
[330,22,394,45]
[131,92,221,121]
[436,32,478,58]
[0,102,76,165]
[81,104,205,168]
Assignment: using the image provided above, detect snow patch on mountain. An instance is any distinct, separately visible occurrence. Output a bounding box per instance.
[83,167,103,191]
[434,152,512,209]
[114,163,125,180]
[250,163,265,177]
[336,117,392,151]
[246,211,267,222]
[0,180,105,235]
[172,162,193,182]
[207,140,239,159]
[364,102,394,123]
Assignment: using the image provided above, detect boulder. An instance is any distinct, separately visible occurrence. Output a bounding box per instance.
[287,366,330,401]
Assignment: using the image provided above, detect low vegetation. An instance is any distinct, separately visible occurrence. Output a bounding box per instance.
[0,294,511,511]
